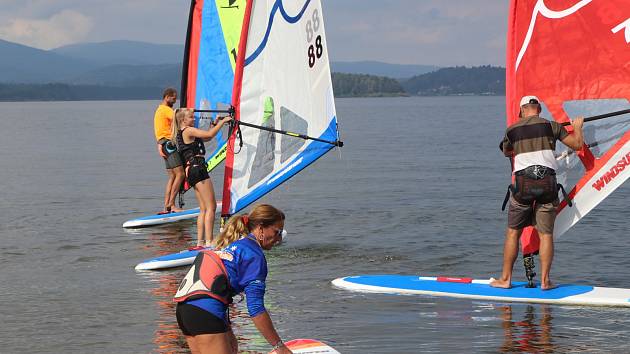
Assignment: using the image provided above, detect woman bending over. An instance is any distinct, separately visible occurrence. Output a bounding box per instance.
[174,204,291,354]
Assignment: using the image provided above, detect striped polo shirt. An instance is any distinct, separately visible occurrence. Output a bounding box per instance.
[502,115,569,172]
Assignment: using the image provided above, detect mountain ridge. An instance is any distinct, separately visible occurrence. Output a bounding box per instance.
[1,39,438,84]
[51,40,183,66]
[0,39,505,100]
[0,39,97,83]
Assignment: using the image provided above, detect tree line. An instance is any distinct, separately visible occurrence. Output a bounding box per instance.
[0,83,164,101]
[0,66,506,101]
[402,66,505,96]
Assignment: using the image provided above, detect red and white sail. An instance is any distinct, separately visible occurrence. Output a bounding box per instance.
[506,0,630,253]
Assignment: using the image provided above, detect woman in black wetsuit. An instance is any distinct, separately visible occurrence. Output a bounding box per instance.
[172,108,232,248]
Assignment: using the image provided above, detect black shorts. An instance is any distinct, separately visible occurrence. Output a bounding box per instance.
[187,161,209,188]
[176,303,228,336]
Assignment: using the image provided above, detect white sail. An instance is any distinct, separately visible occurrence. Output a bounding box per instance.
[222,0,340,215]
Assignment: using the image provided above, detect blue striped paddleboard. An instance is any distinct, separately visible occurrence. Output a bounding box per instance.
[135,230,287,271]
[123,201,222,228]
[332,275,630,307]
[135,247,212,271]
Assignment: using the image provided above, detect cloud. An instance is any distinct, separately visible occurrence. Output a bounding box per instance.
[0,1,510,65]
[323,1,509,65]
[0,9,93,49]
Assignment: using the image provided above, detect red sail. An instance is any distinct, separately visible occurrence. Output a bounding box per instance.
[506,0,630,254]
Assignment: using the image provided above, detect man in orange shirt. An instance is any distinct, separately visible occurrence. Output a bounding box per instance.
[154,88,185,213]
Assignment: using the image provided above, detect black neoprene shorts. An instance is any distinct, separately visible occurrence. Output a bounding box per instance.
[175,303,228,335]
[187,163,209,188]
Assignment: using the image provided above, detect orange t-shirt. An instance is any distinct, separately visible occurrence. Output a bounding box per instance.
[154,104,175,141]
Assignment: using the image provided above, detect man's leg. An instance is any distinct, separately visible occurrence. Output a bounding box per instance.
[534,200,558,290]
[163,168,176,212]
[538,232,554,290]
[490,227,522,288]
[168,166,185,212]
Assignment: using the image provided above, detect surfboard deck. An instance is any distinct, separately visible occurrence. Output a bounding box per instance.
[269,339,339,354]
[123,208,200,228]
[135,230,287,271]
[123,201,222,228]
[135,247,212,271]
[332,275,630,307]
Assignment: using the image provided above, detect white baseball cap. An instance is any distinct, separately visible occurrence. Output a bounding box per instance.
[520,95,540,107]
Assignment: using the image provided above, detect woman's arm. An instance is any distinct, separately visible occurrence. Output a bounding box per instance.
[243,280,292,353]
[251,311,292,354]
[184,116,232,142]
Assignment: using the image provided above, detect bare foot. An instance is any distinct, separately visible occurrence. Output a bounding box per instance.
[489,277,512,289]
[157,206,172,215]
[541,282,557,290]
[170,206,184,213]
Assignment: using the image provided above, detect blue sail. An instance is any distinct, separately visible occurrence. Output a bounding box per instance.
[181,0,245,171]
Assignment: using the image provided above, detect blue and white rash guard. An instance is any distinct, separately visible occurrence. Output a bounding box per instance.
[185,235,268,322]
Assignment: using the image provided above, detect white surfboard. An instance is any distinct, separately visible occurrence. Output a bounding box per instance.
[123,202,222,228]
[135,247,212,271]
[135,230,287,271]
[269,339,339,354]
[332,275,630,307]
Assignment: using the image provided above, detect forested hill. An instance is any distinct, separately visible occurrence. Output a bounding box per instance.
[0,73,407,101]
[402,66,505,96]
[0,68,504,101]
[332,73,407,97]
[0,39,507,100]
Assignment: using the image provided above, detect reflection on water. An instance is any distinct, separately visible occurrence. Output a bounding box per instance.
[230,297,269,353]
[139,224,271,353]
[498,305,554,353]
[141,225,194,353]
[152,272,188,354]
[2,98,625,353]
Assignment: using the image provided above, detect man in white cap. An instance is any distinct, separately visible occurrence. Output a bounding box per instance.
[491,95,584,290]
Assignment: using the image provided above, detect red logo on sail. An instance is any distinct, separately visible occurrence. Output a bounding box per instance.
[591,152,630,191]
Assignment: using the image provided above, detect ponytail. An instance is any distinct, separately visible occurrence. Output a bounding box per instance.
[171,108,182,144]
[213,204,285,249]
[172,108,192,145]
[214,214,250,249]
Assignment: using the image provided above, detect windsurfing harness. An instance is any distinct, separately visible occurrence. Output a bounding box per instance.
[177,128,208,191]
[174,250,232,304]
[502,165,572,210]
[157,138,177,158]
[176,128,206,162]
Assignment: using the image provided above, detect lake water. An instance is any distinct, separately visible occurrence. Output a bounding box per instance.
[0,96,628,353]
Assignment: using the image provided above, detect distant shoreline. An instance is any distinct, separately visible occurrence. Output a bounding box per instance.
[0,95,507,103]
[0,66,506,102]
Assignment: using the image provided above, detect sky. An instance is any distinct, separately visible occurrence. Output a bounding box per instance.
[0,0,509,66]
